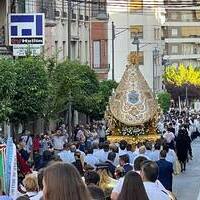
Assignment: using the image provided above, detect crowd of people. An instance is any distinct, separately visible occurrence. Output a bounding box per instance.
[0,108,200,200]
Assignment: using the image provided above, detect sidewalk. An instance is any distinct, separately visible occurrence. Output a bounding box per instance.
[173,139,200,200]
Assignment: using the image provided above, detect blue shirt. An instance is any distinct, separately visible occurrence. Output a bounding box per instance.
[85,154,99,168]
[0,196,13,200]
[58,150,75,163]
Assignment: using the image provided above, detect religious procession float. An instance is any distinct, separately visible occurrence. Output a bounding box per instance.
[105,52,161,145]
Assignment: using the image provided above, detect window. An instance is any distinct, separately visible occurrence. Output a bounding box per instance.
[154,28,160,40]
[18,0,25,13]
[71,41,76,60]
[93,41,101,68]
[171,13,178,20]
[181,12,193,21]
[171,28,178,37]
[129,0,143,12]
[131,51,144,65]
[79,41,82,61]
[130,25,143,39]
[171,45,178,54]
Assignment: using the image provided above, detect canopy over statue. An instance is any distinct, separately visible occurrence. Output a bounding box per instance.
[110,56,157,126]
[105,52,160,142]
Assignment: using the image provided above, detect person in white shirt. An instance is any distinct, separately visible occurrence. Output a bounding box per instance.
[133,146,149,164]
[58,143,75,164]
[126,144,137,164]
[151,143,161,161]
[85,148,99,168]
[52,130,67,152]
[111,156,148,200]
[31,169,44,200]
[140,160,170,200]
[95,142,109,163]
[111,155,167,200]
[21,131,33,154]
[163,129,175,144]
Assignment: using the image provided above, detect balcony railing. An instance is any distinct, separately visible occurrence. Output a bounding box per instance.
[92,64,110,73]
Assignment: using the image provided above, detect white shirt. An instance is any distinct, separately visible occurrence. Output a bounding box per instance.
[85,154,99,168]
[21,135,33,153]
[127,151,137,164]
[112,177,124,194]
[163,131,175,143]
[52,135,66,150]
[58,150,75,163]
[26,192,38,199]
[94,150,108,163]
[151,150,160,161]
[76,130,86,143]
[30,191,43,200]
[144,182,170,200]
[118,149,128,156]
[166,149,176,164]
[145,150,154,160]
[93,149,104,161]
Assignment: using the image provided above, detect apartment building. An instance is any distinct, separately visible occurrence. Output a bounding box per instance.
[91,0,109,80]
[163,0,200,67]
[0,0,90,63]
[107,0,164,92]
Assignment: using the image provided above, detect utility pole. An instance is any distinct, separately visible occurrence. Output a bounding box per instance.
[68,0,71,59]
[112,21,115,81]
[153,49,155,95]
[67,0,72,140]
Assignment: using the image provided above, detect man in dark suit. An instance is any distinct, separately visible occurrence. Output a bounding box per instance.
[156,150,173,191]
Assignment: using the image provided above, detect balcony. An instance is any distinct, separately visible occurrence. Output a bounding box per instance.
[92,64,110,74]
[163,54,200,60]
[165,37,200,43]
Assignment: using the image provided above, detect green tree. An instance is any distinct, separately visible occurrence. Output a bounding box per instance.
[51,60,99,116]
[157,92,171,113]
[89,80,118,120]
[10,57,49,123]
[0,59,16,122]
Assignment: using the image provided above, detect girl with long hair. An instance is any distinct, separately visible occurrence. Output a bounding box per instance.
[43,162,91,200]
[118,171,149,200]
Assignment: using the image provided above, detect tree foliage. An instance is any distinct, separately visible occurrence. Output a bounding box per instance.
[157,92,171,113]
[0,56,117,123]
[0,59,16,121]
[164,64,200,87]
[89,80,118,119]
[50,60,99,116]
[10,57,49,123]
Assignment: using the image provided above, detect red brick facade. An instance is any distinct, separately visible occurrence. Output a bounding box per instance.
[91,21,109,80]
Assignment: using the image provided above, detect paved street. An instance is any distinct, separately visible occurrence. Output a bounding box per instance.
[173,139,200,200]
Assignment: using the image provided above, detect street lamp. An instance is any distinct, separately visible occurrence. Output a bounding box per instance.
[153,48,159,95]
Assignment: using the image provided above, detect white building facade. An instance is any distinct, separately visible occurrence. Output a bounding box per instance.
[108,0,164,93]
[163,0,200,67]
